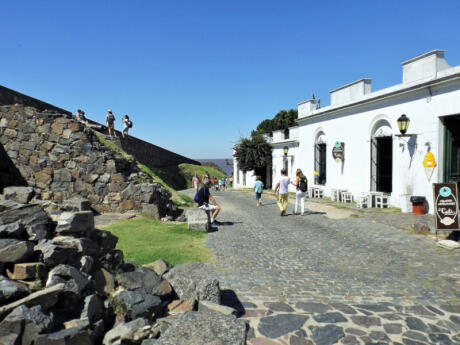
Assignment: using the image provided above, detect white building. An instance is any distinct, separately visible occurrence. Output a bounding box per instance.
[233,50,460,213]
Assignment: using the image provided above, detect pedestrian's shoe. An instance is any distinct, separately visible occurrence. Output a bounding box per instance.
[301,213,304,216]
[211,220,221,225]
[280,210,285,216]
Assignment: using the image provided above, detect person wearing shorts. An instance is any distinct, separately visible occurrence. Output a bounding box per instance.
[196,181,221,225]
[106,109,116,137]
[192,173,200,192]
[254,175,263,206]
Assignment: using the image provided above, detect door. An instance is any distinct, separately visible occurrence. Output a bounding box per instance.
[315,143,327,185]
[444,115,460,183]
[371,136,393,193]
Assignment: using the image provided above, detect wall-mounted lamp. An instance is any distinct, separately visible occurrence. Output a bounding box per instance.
[283,146,289,156]
[396,114,415,137]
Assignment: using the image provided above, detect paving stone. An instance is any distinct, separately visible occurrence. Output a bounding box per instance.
[340,335,359,345]
[405,316,428,332]
[331,303,358,315]
[258,314,308,339]
[313,312,347,323]
[289,335,312,345]
[383,323,402,334]
[356,304,392,313]
[404,305,436,317]
[426,305,445,316]
[264,302,294,312]
[311,325,345,345]
[402,338,425,345]
[379,313,402,321]
[351,316,381,328]
[440,305,460,313]
[449,315,460,325]
[428,323,451,333]
[428,333,454,345]
[403,330,429,342]
[295,302,331,314]
[344,328,366,336]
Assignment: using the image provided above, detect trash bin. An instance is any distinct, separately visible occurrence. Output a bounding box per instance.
[410,196,426,215]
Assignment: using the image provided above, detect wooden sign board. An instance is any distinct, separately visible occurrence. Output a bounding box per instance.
[433,183,459,231]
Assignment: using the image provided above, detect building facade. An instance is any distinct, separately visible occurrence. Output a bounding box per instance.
[233,50,460,213]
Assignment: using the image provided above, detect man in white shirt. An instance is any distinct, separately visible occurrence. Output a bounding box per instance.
[274,169,290,216]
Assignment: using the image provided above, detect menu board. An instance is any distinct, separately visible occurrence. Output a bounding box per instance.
[433,183,459,231]
[332,142,345,162]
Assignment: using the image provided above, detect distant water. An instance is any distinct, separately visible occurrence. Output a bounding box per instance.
[197,159,233,176]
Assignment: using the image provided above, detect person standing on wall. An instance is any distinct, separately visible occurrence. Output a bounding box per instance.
[106,109,116,137]
[274,169,290,216]
[192,173,200,193]
[75,109,88,125]
[292,168,308,216]
[254,175,264,207]
[122,114,133,138]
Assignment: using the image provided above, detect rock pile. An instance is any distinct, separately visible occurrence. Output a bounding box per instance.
[0,196,247,344]
[0,104,170,215]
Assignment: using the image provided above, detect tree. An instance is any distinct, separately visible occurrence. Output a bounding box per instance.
[233,133,272,172]
[254,109,298,135]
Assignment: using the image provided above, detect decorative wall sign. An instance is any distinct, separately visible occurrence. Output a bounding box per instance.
[332,142,345,162]
[433,183,459,231]
[423,151,437,181]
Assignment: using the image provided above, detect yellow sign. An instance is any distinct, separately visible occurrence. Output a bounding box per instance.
[423,151,437,167]
[314,171,319,176]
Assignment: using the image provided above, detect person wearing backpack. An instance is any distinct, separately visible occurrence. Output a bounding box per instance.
[106,109,116,137]
[194,181,221,225]
[122,114,133,138]
[292,168,308,216]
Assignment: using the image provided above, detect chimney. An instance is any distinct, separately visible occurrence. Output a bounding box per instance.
[329,79,372,106]
[298,99,317,118]
[401,50,451,84]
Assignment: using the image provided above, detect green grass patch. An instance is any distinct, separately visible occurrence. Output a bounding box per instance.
[102,216,211,266]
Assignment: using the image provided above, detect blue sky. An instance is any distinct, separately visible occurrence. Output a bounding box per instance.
[2,1,460,159]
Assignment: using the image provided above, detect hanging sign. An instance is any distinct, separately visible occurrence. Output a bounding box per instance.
[332,142,345,162]
[433,183,459,231]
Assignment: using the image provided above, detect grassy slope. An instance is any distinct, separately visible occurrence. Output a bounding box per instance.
[103,216,211,265]
[92,131,193,206]
[152,163,227,191]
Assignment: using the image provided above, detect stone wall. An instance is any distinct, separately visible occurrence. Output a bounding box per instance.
[0,104,170,214]
[0,144,27,193]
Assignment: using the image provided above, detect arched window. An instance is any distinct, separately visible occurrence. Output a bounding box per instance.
[314,132,327,185]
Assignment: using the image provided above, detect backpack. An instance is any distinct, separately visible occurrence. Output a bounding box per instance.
[299,177,308,192]
[107,113,115,123]
[194,191,200,203]
[127,120,133,128]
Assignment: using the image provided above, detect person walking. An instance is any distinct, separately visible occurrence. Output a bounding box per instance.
[254,175,264,206]
[203,171,210,185]
[122,114,132,138]
[196,181,222,225]
[292,169,308,216]
[274,169,290,216]
[192,173,200,193]
[106,109,116,137]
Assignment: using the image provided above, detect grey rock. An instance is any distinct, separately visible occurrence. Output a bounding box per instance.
[145,259,172,276]
[46,264,90,294]
[185,209,210,232]
[112,289,162,320]
[62,197,91,212]
[339,335,359,345]
[450,315,460,325]
[103,318,151,345]
[35,240,78,266]
[402,331,428,342]
[406,316,428,332]
[80,256,94,274]
[370,330,390,342]
[164,262,221,304]
[356,303,391,312]
[35,327,95,345]
[295,302,332,314]
[116,266,163,295]
[311,325,345,345]
[100,249,124,271]
[350,315,381,328]
[56,211,94,235]
[2,186,35,204]
[0,238,34,263]
[142,204,160,220]
[0,276,30,303]
[428,333,455,345]
[81,294,104,324]
[154,310,246,345]
[330,303,357,315]
[259,314,308,338]
[344,328,366,336]
[0,222,26,239]
[90,229,118,252]
[52,236,99,256]
[0,283,65,319]
[0,305,53,345]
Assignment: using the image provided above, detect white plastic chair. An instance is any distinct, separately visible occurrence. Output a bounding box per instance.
[375,195,390,208]
[341,192,353,203]
[356,194,370,208]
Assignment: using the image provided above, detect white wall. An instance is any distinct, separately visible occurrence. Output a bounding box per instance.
[295,81,460,213]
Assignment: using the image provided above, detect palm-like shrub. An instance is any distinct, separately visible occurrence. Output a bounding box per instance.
[234,133,271,172]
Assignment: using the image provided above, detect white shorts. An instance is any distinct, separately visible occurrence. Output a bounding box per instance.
[194,182,199,189]
[199,203,217,211]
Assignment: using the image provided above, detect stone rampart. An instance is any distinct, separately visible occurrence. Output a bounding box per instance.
[0,104,170,214]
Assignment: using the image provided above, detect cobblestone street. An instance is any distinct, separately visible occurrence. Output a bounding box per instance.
[187,190,460,345]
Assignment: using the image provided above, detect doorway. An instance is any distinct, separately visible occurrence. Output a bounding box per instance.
[371,136,393,193]
[444,115,460,183]
[315,143,327,185]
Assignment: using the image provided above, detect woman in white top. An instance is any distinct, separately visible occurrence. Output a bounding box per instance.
[292,168,307,216]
